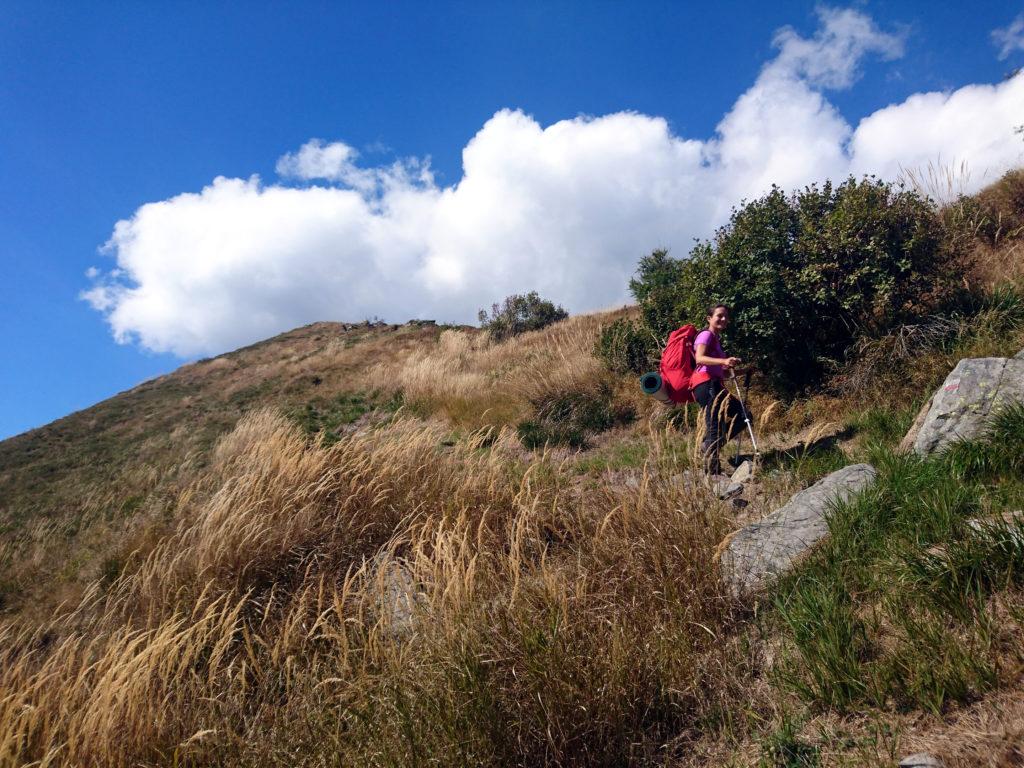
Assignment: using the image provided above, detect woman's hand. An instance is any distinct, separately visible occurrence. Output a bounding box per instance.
[725,356,742,369]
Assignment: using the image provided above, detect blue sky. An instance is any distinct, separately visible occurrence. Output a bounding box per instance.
[2,1,1023,440]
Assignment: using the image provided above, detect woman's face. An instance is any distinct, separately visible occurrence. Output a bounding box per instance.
[708,307,730,332]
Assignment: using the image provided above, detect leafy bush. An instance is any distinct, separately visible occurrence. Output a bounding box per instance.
[628,177,963,396]
[593,317,656,375]
[478,291,568,342]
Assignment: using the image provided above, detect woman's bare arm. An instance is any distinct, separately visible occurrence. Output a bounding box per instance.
[694,343,741,369]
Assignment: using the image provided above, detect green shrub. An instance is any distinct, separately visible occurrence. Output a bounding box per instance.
[0,578,15,612]
[593,317,657,375]
[517,420,583,450]
[629,178,964,396]
[99,554,125,589]
[517,384,633,450]
[288,391,402,446]
[478,291,568,342]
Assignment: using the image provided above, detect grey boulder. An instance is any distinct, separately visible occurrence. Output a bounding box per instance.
[731,460,755,484]
[371,555,424,637]
[720,464,876,594]
[898,754,943,768]
[898,398,933,454]
[715,477,744,500]
[908,357,1024,456]
[967,510,1024,544]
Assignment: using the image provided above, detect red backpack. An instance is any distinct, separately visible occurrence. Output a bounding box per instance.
[659,324,698,403]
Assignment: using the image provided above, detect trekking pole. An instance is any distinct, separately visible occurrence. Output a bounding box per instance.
[733,403,742,467]
[729,369,759,456]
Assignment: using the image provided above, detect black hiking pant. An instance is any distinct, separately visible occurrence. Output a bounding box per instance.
[693,378,750,475]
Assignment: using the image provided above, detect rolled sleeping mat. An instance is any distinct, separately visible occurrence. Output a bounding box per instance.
[640,372,673,404]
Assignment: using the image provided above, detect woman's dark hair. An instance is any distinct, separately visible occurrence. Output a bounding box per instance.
[706,303,730,319]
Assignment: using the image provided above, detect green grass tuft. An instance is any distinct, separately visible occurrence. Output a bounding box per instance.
[758,713,821,768]
[771,401,1024,714]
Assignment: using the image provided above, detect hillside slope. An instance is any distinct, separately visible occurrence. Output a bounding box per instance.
[0,317,1021,767]
[0,320,454,617]
[0,309,642,621]
[1,304,1023,766]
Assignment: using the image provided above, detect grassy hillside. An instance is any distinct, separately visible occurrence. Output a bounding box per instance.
[0,320,453,619]
[1,170,1023,766]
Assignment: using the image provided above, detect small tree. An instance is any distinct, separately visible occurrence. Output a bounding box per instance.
[629,248,689,341]
[478,291,568,342]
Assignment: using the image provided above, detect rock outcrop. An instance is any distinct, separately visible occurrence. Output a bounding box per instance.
[898,398,934,453]
[905,356,1024,455]
[720,464,877,594]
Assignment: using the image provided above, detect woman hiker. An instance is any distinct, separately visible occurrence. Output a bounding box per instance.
[691,303,751,476]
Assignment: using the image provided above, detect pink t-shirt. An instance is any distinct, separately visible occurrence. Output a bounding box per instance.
[693,330,725,380]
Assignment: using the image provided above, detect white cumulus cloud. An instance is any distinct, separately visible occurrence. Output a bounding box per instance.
[275,139,359,181]
[274,138,434,196]
[770,6,904,88]
[993,13,1024,60]
[849,77,1024,183]
[85,7,1024,357]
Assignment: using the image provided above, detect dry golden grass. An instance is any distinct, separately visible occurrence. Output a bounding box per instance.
[0,321,452,623]
[370,308,652,430]
[972,239,1024,290]
[899,159,977,207]
[0,409,753,767]
[899,161,1024,291]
